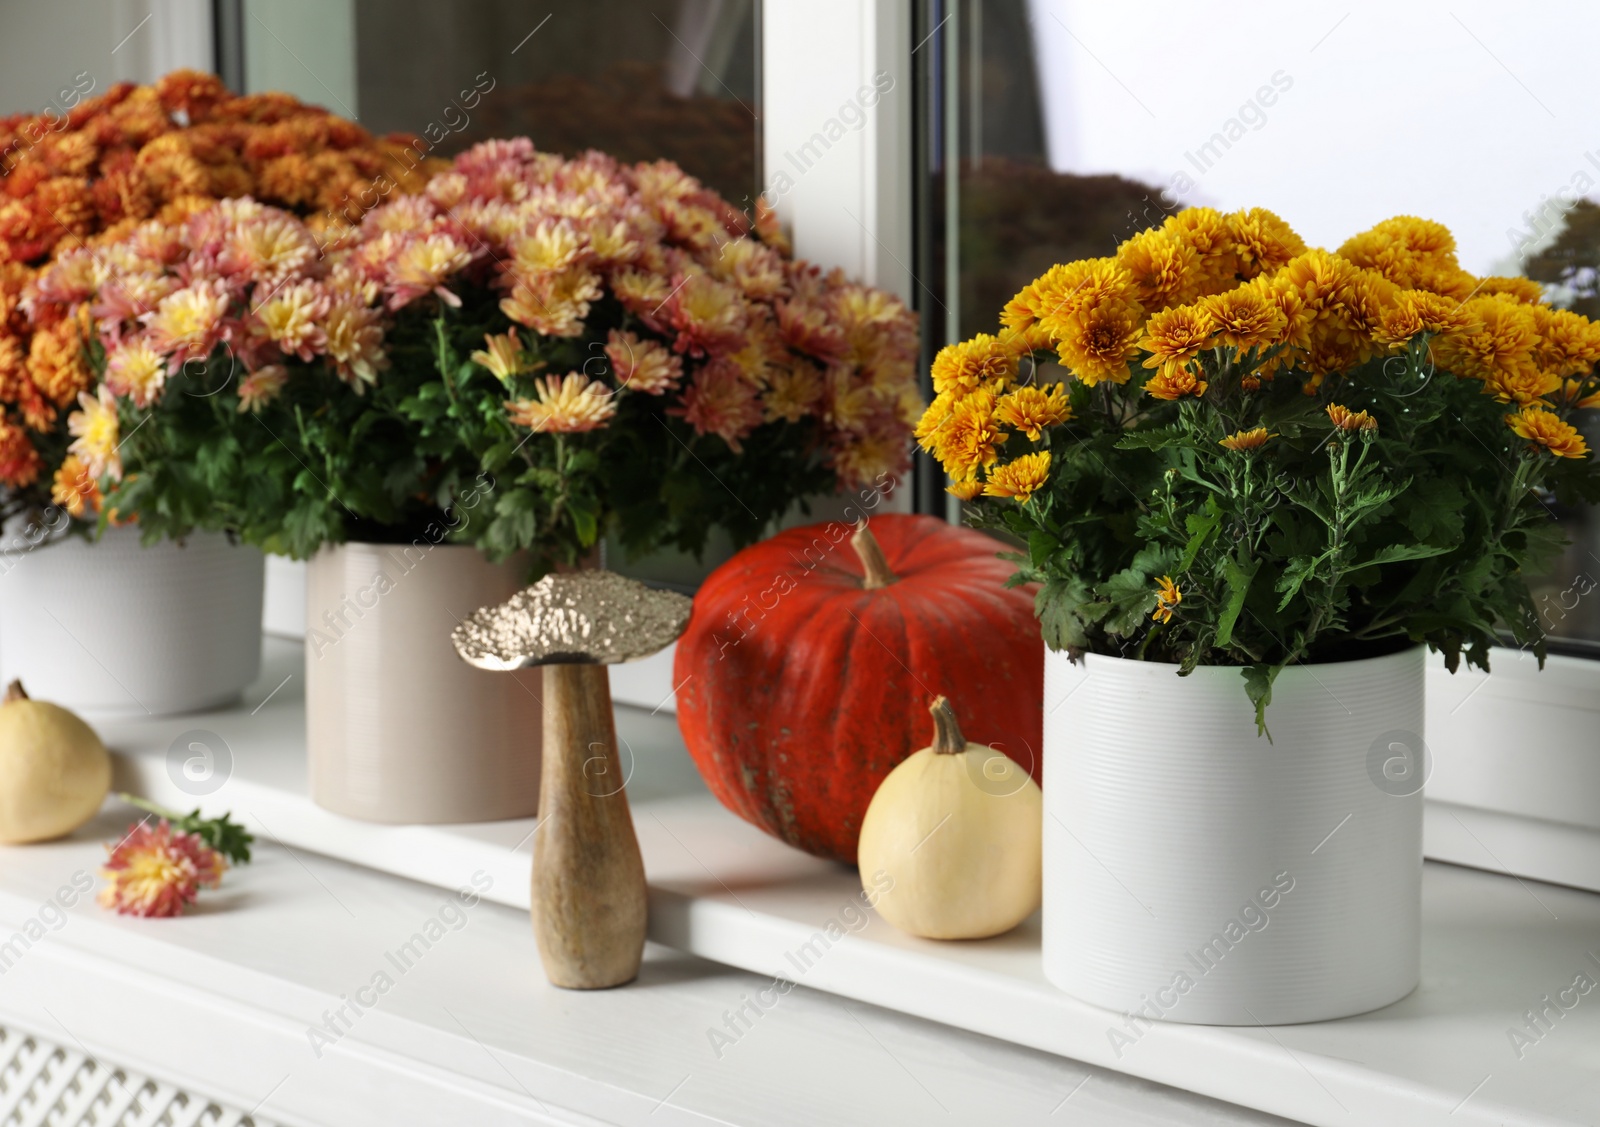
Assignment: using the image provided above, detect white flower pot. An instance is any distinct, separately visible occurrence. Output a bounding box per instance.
[305,541,542,823]
[1042,646,1423,1026]
[0,526,263,716]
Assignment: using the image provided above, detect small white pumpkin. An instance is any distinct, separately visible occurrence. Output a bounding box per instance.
[858,695,1042,939]
[0,680,111,844]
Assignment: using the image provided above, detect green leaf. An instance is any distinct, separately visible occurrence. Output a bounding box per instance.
[568,497,599,546]
[1275,551,1329,612]
[1179,498,1222,572]
[1242,663,1282,740]
[1096,566,1159,636]
[1037,575,1094,650]
[1353,542,1454,570]
[1516,518,1569,576]
[1214,555,1260,647]
[1401,479,1465,545]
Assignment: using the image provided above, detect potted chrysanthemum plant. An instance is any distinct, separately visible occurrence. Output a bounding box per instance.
[917,208,1600,1026]
[0,69,437,715]
[37,138,919,823]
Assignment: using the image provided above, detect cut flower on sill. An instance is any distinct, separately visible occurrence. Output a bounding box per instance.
[917,209,1600,727]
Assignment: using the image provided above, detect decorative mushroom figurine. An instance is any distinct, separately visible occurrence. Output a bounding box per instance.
[451,570,692,989]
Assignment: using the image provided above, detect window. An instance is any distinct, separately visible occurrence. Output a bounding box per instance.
[914,0,1600,650]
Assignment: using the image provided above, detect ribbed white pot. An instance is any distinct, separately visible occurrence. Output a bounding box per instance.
[1042,646,1423,1026]
[305,542,542,824]
[0,527,263,715]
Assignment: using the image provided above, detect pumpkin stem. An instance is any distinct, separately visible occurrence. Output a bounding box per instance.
[4,680,26,703]
[929,696,966,754]
[851,521,897,589]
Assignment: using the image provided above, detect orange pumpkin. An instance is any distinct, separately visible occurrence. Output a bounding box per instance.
[673,513,1043,862]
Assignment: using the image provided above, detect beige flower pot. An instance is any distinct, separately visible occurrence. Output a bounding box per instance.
[305,541,542,823]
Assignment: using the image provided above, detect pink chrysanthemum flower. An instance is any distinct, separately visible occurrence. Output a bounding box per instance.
[98,820,226,918]
[506,373,617,433]
[142,280,232,370]
[605,329,681,395]
[236,364,289,414]
[671,358,763,452]
[386,233,473,309]
[104,337,168,408]
[667,273,748,357]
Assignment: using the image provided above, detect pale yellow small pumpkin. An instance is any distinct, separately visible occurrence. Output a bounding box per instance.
[0,680,111,844]
[858,695,1042,939]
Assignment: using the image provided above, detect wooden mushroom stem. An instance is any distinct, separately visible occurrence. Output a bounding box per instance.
[534,663,648,989]
[851,521,897,589]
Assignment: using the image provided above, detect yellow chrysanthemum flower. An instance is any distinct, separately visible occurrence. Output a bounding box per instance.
[930,388,1005,481]
[510,220,585,276]
[1219,427,1272,451]
[982,451,1051,503]
[67,386,121,480]
[995,383,1070,440]
[1532,306,1600,379]
[1508,407,1588,459]
[931,333,1017,395]
[1025,258,1139,345]
[1436,296,1552,403]
[1477,276,1545,305]
[1152,575,1182,624]
[1116,228,1200,311]
[1199,283,1286,352]
[1055,299,1144,387]
[946,478,983,501]
[1143,365,1208,401]
[1163,208,1238,294]
[1140,304,1215,368]
[1225,208,1306,279]
[1338,216,1475,299]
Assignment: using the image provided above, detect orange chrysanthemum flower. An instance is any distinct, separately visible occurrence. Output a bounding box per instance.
[51,453,100,518]
[0,413,41,489]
